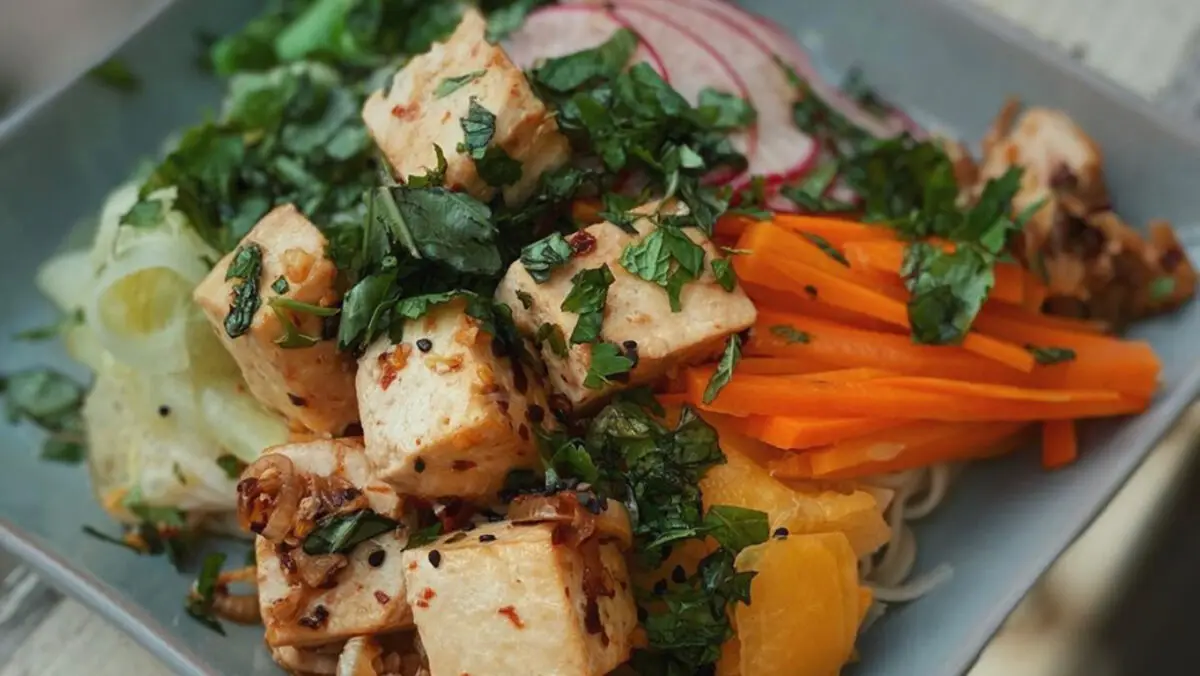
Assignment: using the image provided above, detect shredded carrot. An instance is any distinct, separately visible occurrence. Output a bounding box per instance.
[769,421,1029,480]
[741,416,908,451]
[735,357,834,376]
[770,213,898,247]
[684,369,1148,421]
[980,301,1110,335]
[715,213,760,239]
[1022,270,1049,313]
[742,280,905,333]
[1041,420,1078,470]
[842,239,1024,305]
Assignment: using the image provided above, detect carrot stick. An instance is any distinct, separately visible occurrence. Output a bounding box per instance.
[736,357,834,376]
[770,214,898,247]
[683,369,1148,421]
[1022,270,1049,313]
[981,300,1110,335]
[750,310,1158,398]
[1041,420,1078,470]
[742,281,905,334]
[736,250,1035,372]
[715,214,759,239]
[971,308,1145,351]
[769,421,1029,480]
[843,240,1024,305]
[743,416,908,450]
[737,221,880,282]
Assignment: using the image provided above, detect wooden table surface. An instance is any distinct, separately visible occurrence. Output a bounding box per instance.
[3,2,1200,675]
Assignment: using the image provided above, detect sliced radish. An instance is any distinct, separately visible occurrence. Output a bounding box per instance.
[604,2,757,168]
[660,0,923,140]
[503,4,668,79]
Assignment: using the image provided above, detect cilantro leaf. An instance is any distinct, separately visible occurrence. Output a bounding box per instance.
[535,322,569,358]
[223,244,263,339]
[2,368,88,464]
[532,28,638,93]
[216,454,248,480]
[404,522,444,550]
[584,342,634,389]
[779,161,856,213]
[369,185,501,275]
[435,69,487,98]
[620,226,707,312]
[802,232,850,266]
[769,324,810,344]
[1026,345,1077,365]
[703,335,741,404]
[271,276,290,294]
[521,232,574,283]
[702,505,769,553]
[903,242,994,345]
[711,258,736,292]
[303,510,401,555]
[694,89,757,130]
[475,146,523,187]
[562,265,615,344]
[394,290,465,322]
[485,0,545,42]
[460,97,496,158]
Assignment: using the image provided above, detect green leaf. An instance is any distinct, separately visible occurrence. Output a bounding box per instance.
[515,290,534,309]
[270,296,340,317]
[121,200,165,228]
[702,335,741,404]
[394,290,466,321]
[769,324,810,344]
[620,229,672,285]
[702,505,769,552]
[337,272,399,351]
[303,510,401,555]
[562,265,615,344]
[486,0,542,42]
[584,342,634,389]
[536,322,569,358]
[185,552,227,635]
[370,186,500,275]
[1026,345,1077,365]
[694,89,757,130]
[778,161,856,213]
[801,232,850,266]
[476,145,523,187]
[216,454,248,480]
[271,276,290,294]
[711,258,736,292]
[1150,275,1177,302]
[41,437,85,464]
[460,97,496,159]
[532,28,638,93]
[223,243,263,339]
[406,144,449,188]
[434,69,487,98]
[404,522,445,550]
[14,308,84,342]
[88,59,140,92]
[903,242,994,345]
[269,301,322,349]
[2,369,87,461]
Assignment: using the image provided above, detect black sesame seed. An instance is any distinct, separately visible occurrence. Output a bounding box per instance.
[428,550,442,568]
[414,458,426,473]
[367,549,386,568]
[157,405,170,417]
[479,534,497,543]
[671,565,686,584]
[773,527,789,540]
[416,338,433,353]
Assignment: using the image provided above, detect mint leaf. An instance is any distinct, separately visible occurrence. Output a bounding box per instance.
[584,342,633,389]
[562,265,615,344]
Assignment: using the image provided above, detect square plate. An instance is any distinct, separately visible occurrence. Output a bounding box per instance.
[2,1,1199,675]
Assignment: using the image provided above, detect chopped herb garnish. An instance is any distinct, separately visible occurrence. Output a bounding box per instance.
[224,243,263,339]
[769,324,811,344]
[584,342,634,389]
[535,322,569,358]
[779,161,856,213]
[88,59,140,92]
[1150,275,1176,302]
[702,335,741,404]
[475,146,523,187]
[515,290,534,309]
[269,301,322,349]
[1,368,88,464]
[531,28,638,93]
[460,97,496,158]
[185,552,227,635]
[1026,345,1077,365]
[404,522,445,550]
[561,265,615,344]
[407,144,449,189]
[711,258,736,292]
[216,454,248,480]
[434,69,487,98]
[801,232,850,266]
[701,505,771,552]
[486,0,545,42]
[121,199,165,227]
[269,297,339,317]
[620,225,707,312]
[303,510,401,555]
[271,276,290,294]
[520,232,575,283]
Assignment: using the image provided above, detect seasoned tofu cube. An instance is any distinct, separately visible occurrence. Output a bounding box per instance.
[193,205,357,435]
[402,521,637,676]
[496,216,757,410]
[361,9,569,206]
[357,299,546,499]
[255,438,413,648]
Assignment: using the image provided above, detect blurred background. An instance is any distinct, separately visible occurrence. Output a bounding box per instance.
[2,0,1200,674]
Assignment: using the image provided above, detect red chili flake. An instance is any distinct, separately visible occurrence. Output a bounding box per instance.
[451,460,477,472]
[568,231,597,255]
[415,586,437,609]
[498,605,525,629]
[374,591,391,605]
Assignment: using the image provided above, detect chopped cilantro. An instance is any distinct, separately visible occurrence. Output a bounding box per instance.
[535,322,569,358]
[216,454,248,480]
[584,342,633,389]
[271,276,290,294]
[515,290,534,309]
[531,28,638,93]
[703,335,741,404]
[406,144,449,189]
[769,324,810,344]
[14,308,84,342]
[475,146,523,188]
[88,59,140,92]
[404,522,444,550]
[1150,275,1177,302]
[485,0,545,42]
[1026,345,1077,365]
[620,225,707,312]
[303,510,401,555]
[701,505,771,552]
[121,199,165,227]
[779,161,856,213]
[694,89,757,130]
[521,232,574,283]
[223,243,263,339]
[460,97,496,158]
[561,265,615,344]
[434,69,487,98]
[711,258,736,291]
[802,232,850,266]
[1,368,88,464]
[902,242,994,345]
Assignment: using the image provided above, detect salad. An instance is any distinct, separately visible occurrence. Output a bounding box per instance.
[5,0,1195,674]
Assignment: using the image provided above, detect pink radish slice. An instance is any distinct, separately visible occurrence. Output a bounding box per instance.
[603,2,757,170]
[503,4,668,79]
[665,0,922,139]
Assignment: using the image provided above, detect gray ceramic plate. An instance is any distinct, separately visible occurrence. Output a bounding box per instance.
[2,1,1199,675]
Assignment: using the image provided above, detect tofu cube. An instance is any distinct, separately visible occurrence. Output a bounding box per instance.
[255,438,413,648]
[193,205,358,435]
[402,521,637,676]
[496,216,757,410]
[361,9,570,206]
[357,299,546,499]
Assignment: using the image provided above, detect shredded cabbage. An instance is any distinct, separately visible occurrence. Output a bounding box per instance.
[38,182,289,520]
